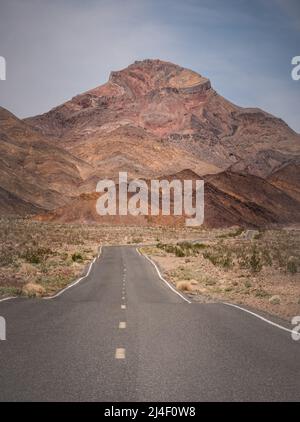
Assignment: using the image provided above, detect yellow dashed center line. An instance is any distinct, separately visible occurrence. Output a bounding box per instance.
[115,348,126,359]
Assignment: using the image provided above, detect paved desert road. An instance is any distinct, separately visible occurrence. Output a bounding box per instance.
[0,246,299,402]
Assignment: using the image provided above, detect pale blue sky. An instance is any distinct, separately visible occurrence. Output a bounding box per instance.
[0,0,299,132]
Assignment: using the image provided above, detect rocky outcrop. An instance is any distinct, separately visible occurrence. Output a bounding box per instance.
[26,59,299,181]
[0,107,93,211]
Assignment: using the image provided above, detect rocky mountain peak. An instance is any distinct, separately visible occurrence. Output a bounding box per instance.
[107,59,211,97]
[1,59,299,226]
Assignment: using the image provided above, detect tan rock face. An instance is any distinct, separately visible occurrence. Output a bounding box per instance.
[0,59,299,226]
[26,59,299,173]
[27,60,214,141]
[0,107,92,213]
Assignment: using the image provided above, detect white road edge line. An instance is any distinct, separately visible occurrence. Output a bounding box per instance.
[4,245,291,336]
[0,248,102,303]
[222,302,293,334]
[115,348,126,359]
[0,296,17,303]
[136,248,142,256]
[137,248,191,304]
[43,246,102,300]
[136,248,294,333]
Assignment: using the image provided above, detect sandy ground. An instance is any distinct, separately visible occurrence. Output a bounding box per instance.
[142,228,300,320]
[1,219,299,321]
[0,218,216,297]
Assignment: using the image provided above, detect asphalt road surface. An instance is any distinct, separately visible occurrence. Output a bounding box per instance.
[0,246,299,402]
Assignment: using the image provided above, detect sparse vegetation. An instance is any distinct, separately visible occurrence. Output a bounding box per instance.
[143,228,300,319]
[255,289,270,298]
[175,247,185,257]
[0,218,212,298]
[287,257,298,274]
[21,247,53,264]
[0,218,101,297]
[244,279,252,289]
[217,227,244,239]
[203,249,233,269]
[157,241,207,257]
[249,247,262,273]
[253,230,264,240]
[1,219,299,318]
[131,237,143,244]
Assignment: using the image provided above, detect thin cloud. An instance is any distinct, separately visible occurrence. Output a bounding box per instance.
[0,0,299,132]
[274,0,300,31]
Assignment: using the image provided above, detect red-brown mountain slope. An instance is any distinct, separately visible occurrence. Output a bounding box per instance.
[0,107,92,211]
[27,59,300,178]
[1,59,299,226]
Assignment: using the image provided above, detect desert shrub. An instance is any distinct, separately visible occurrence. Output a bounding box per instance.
[0,286,23,296]
[249,247,262,273]
[158,242,207,257]
[220,253,233,269]
[273,248,286,268]
[231,227,244,237]
[165,244,176,254]
[71,252,83,262]
[21,247,53,264]
[254,231,264,240]
[287,258,297,274]
[172,242,188,256]
[175,247,185,257]
[269,295,281,305]
[205,277,217,286]
[0,248,16,266]
[176,281,194,292]
[203,248,232,269]
[193,243,207,250]
[217,227,244,239]
[203,251,218,266]
[238,256,249,269]
[132,237,143,244]
[261,249,272,266]
[255,289,270,298]
[177,241,193,249]
[244,279,252,288]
